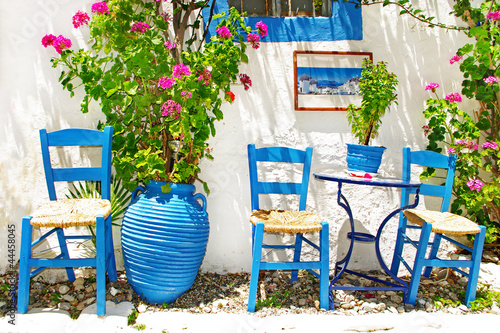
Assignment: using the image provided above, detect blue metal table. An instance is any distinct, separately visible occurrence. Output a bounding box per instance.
[313,171,421,309]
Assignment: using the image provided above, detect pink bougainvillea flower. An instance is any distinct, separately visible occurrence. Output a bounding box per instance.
[425,82,440,92]
[239,73,252,90]
[445,92,462,103]
[450,54,463,65]
[447,147,456,154]
[467,179,484,192]
[158,76,176,89]
[130,22,150,33]
[197,69,211,85]
[161,100,182,118]
[246,33,260,49]
[52,35,72,54]
[226,91,235,102]
[487,11,500,21]
[456,139,479,150]
[160,12,172,22]
[484,76,498,84]
[256,21,268,38]
[422,125,430,137]
[482,141,498,149]
[91,2,109,14]
[181,90,192,98]
[172,63,191,79]
[72,10,90,28]
[216,26,231,38]
[42,34,57,47]
[164,41,176,49]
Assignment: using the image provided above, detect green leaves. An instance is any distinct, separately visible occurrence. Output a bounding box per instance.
[48,0,259,193]
[346,59,398,145]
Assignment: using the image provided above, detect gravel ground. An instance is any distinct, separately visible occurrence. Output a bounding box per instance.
[2,261,500,320]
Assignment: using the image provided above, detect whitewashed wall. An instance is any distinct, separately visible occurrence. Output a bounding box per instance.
[0,1,476,279]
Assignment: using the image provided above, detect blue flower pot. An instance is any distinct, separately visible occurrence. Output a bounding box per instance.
[121,181,209,304]
[346,143,386,174]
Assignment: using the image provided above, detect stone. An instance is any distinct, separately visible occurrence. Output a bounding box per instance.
[137,304,147,313]
[298,299,307,306]
[58,302,71,311]
[390,294,403,304]
[341,302,354,310]
[62,294,75,302]
[73,277,84,287]
[110,287,118,296]
[58,285,70,295]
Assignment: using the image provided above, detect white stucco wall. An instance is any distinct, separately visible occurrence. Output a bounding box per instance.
[0,1,476,279]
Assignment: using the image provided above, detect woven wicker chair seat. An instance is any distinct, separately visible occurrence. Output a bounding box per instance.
[30,198,112,228]
[403,209,481,236]
[250,209,323,233]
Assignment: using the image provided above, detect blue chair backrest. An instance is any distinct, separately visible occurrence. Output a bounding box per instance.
[401,147,456,212]
[247,144,313,211]
[40,127,113,201]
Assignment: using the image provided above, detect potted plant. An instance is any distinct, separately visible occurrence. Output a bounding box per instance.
[42,0,268,304]
[345,58,398,173]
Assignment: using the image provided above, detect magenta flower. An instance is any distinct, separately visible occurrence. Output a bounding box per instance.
[160,12,172,22]
[181,90,192,99]
[130,22,150,33]
[216,26,231,38]
[422,125,430,137]
[256,21,268,38]
[172,63,191,79]
[246,33,260,49]
[467,179,484,192]
[198,69,211,85]
[425,82,440,92]
[52,35,72,54]
[450,54,463,65]
[447,147,456,154]
[164,41,176,49]
[72,10,90,28]
[161,100,182,118]
[482,141,498,149]
[484,76,498,84]
[42,34,57,47]
[487,11,500,21]
[158,77,176,89]
[239,74,252,90]
[91,2,109,14]
[445,93,462,103]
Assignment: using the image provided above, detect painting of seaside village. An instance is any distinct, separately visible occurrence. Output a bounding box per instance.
[296,67,362,96]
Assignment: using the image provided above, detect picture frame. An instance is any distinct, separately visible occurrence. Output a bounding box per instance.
[293,51,373,111]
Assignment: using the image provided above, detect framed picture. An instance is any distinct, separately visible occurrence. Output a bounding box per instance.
[293,51,373,111]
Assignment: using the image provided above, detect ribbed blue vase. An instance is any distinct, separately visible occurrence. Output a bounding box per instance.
[346,143,386,173]
[121,181,209,304]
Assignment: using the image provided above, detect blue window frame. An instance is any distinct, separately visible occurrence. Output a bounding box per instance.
[202,0,363,42]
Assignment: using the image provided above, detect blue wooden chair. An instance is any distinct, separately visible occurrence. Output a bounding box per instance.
[247,144,329,312]
[390,147,486,306]
[17,127,117,316]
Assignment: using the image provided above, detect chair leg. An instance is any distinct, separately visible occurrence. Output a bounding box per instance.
[247,222,264,312]
[290,233,303,283]
[390,215,407,276]
[464,225,486,307]
[105,216,117,282]
[319,222,329,310]
[423,233,442,278]
[55,228,76,282]
[17,217,33,314]
[406,222,433,305]
[95,215,106,316]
